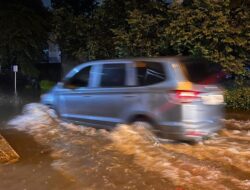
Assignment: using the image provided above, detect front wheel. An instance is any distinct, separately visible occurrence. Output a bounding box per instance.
[45,104,59,120]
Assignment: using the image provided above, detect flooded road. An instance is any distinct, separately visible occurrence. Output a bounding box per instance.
[0,101,249,190]
[0,89,250,190]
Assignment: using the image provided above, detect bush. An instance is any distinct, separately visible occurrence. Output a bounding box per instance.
[40,80,56,92]
[225,88,250,111]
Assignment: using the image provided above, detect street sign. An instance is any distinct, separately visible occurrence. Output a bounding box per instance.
[13,65,18,72]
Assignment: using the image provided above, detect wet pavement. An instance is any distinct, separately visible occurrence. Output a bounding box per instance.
[0,92,250,190]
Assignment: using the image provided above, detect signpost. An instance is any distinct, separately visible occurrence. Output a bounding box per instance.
[13,65,18,95]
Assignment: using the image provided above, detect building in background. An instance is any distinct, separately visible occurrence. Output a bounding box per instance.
[41,41,61,64]
[41,0,61,65]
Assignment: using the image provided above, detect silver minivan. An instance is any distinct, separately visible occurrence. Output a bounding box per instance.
[41,57,225,141]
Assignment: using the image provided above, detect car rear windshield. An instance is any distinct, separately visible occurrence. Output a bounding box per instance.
[180,58,222,84]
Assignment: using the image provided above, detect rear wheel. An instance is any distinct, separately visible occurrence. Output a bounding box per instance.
[131,120,160,144]
[130,119,179,144]
[131,121,154,131]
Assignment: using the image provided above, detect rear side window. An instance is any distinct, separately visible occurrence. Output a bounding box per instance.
[180,58,222,84]
[134,61,166,86]
[100,64,126,87]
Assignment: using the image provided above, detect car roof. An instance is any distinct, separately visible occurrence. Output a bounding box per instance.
[67,56,205,78]
[76,56,202,70]
[66,56,208,79]
[66,56,183,78]
[85,56,189,64]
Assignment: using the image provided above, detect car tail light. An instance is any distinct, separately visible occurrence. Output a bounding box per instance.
[172,90,201,103]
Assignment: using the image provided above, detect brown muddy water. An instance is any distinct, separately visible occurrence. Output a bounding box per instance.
[0,95,250,190]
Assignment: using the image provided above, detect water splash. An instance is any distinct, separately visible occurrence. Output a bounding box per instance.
[110,125,250,190]
[7,103,250,190]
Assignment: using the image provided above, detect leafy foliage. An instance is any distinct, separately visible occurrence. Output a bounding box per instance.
[112,2,169,57]
[51,0,99,16]
[40,80,56,92]
[225,87,250,111]
[0,0,50,76]
[52,0,249,76]
[165,0,250,74]
[52,7,89,60]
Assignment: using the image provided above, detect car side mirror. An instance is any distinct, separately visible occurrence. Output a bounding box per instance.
[62,79,78,89]
[63,83,75,89]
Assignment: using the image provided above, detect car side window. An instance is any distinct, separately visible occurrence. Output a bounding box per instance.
[100,64,126,87]
[135,61,166,86]
[65,66,91,88]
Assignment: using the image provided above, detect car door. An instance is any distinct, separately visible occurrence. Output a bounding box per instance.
[86,62,132,128]
[58,65,95,124]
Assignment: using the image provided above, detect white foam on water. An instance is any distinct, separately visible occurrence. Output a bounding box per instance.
[6,103,250,190]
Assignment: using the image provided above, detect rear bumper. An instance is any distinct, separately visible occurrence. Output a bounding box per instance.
[158,120,223,141]
[157,102,224,141]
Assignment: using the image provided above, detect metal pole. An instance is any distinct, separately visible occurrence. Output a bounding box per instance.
[14,71,17,95]
[13,65,18,95]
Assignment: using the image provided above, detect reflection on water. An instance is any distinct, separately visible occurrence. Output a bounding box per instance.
[0,103,249,190]
[0,90,39,125]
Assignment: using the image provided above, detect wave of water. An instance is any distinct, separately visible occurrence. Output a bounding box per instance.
[8,103,250,190]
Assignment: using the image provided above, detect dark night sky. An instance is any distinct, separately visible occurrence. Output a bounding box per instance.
[42,0,51,8]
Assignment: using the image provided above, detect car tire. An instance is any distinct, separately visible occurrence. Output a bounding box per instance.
[131,120,160,144]
[46,105,59,119]
[131,121,154,131]
[131,120,178,144]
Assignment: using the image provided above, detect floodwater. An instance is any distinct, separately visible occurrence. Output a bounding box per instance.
[0,92,250,190]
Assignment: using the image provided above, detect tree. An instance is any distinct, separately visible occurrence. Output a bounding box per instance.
[112,9,168,57]
[51,0,249,77]
[52,7,89,60]
[88,0,170,58]
[0,0,50,76]
[52,0,169,60]
[51,0,99,16]
[165,0,250,75]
